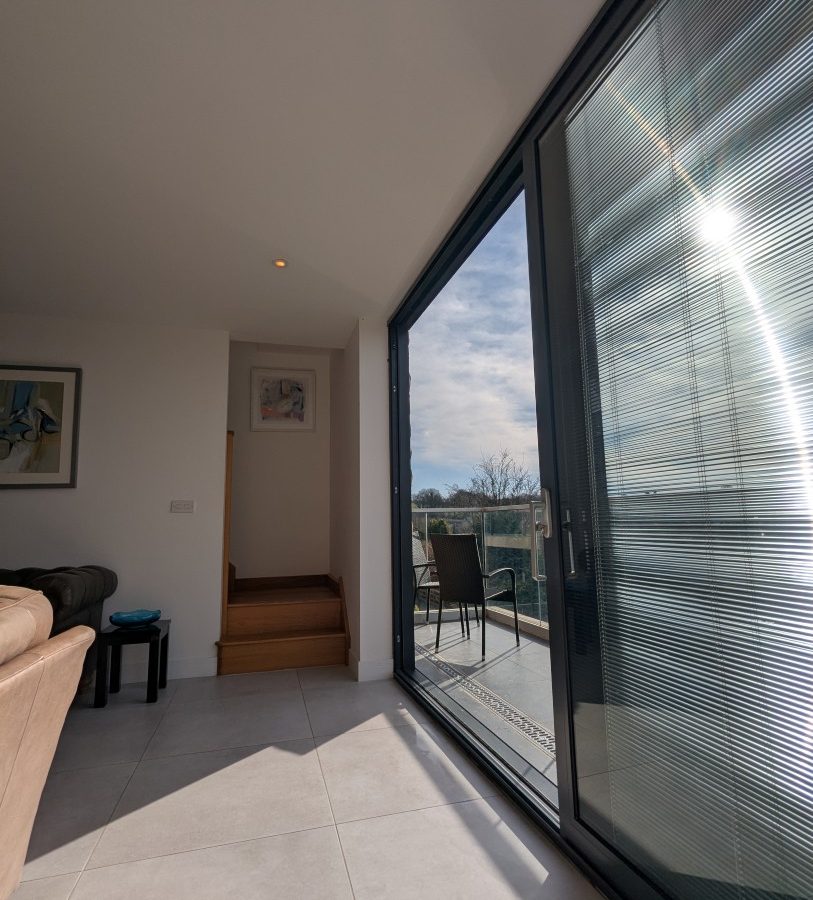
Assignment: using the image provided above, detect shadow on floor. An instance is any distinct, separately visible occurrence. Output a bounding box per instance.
[23,648,581,899]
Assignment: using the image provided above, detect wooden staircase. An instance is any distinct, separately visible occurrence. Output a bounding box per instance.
[217,574,349,675]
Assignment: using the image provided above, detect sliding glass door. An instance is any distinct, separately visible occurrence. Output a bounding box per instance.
[540,0,813,896]
[391,0,813,896]
[400,186,560,809]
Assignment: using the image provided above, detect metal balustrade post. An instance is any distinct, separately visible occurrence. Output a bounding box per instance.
[481,512,487,599]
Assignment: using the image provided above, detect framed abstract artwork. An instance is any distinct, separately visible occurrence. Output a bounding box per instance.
[250,368,315,431]
[0,365,82,488]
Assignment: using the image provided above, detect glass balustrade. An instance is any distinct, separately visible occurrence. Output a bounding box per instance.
[411,503,547,624]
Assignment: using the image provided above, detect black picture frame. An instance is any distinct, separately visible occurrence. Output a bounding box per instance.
[0,364,82,489]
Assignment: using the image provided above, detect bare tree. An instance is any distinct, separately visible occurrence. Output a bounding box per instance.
[446,448,539,507]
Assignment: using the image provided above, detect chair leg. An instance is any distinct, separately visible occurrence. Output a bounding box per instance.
[463,603,470,639]
[458,603,465,636]
[473,601,480,626]
[435,599,443,651]
[425,588,431,623]
[512,591,520,645]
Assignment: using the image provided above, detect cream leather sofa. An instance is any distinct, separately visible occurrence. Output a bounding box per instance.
[0,586,94,899]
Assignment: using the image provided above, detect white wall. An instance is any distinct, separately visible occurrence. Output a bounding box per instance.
[330,333,360,661]
[227,342,331,578]
[330,318,392,680]
[0,313,229,680]
[356,319,393,679]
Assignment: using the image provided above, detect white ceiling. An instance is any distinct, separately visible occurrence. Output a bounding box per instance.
[0,1,602,348]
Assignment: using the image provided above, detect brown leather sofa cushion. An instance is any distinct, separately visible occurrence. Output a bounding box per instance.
[0,587,53,667]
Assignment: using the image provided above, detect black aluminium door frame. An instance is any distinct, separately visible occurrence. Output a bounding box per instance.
[388,1,665,899]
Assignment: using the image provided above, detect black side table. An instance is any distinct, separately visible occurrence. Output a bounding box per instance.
[94,619,171,708]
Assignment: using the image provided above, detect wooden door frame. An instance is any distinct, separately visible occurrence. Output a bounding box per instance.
[220,430,234,645]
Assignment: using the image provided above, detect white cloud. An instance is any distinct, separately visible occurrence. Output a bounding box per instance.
[409,196,539,489]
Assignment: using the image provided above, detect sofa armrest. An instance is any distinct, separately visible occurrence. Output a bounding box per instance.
[29,571,90,620]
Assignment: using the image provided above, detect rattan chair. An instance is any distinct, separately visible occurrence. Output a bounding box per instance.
[429,532,519,659]
[412,535,440,622]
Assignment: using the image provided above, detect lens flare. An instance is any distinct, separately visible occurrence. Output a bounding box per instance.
[700,206,736,245]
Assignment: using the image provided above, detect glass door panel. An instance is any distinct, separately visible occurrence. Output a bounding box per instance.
[407,191,558,807]
[542,0,813,897]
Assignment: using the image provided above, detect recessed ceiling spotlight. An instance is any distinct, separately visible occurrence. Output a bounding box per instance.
[273,258,288,268]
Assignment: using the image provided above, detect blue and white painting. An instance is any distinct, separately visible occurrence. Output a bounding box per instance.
[0,367,80,487]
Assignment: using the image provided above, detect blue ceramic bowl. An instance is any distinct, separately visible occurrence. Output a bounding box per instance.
[109,609,161,628]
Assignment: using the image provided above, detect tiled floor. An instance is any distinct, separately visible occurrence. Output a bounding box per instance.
[16,667,602,899]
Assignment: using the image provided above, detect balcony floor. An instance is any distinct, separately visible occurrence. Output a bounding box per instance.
[414,617,557,790]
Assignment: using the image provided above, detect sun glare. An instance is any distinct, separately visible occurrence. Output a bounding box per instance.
[700,206,737,245]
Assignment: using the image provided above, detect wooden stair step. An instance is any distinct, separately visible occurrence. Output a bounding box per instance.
[218,572,349,675]
[217,628,345,674]
[226,590,342,637]
[220,627,343,644]
[229,585,339,605]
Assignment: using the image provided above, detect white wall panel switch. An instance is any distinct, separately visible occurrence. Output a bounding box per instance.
[170,499,195,513]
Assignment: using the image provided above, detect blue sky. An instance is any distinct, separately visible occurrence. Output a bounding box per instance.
[409,193,540,494]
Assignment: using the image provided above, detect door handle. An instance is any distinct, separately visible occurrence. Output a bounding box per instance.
[530,489,552,582]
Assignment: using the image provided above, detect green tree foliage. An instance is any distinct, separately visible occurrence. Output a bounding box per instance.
[413,487,445,508]
[428,517,449,534]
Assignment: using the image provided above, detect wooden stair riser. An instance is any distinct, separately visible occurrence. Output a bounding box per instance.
[227,598,342,637]
[218,565,349,675]
[217,633,345,674]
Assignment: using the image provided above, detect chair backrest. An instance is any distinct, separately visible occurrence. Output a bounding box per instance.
[429,533,485,605]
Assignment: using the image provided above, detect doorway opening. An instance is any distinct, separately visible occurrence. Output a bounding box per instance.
[405,192,557,809]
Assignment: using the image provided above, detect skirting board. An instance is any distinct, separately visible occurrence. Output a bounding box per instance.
[349,650,393,682]
[118,654,218,684]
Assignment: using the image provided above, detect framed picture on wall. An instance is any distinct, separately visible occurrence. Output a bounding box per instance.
[250,367,315,431]
[0,365,82,488]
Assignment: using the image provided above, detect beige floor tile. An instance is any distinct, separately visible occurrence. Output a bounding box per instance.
[317,722,495,823]
[169,670,300,704]
[143,689,311,758]
[304,679,428,737]
[89,739,332,867]
[296,664,356,690]
[72,681,178,711]
[74,827,352,899]
[23,763,136,881]
[11,873,79,900]
[339,797,603,899]
[25,669,602,900]
[51,706,165,773]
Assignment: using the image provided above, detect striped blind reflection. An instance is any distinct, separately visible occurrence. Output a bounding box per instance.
[565,0,813,897]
